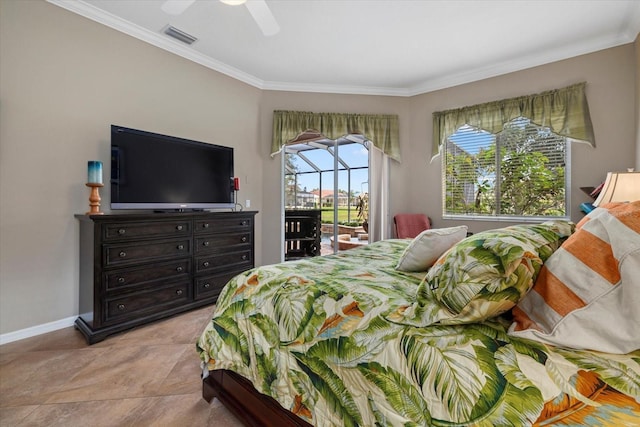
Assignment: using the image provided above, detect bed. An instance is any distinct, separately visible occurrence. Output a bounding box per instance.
[197,202,640,426]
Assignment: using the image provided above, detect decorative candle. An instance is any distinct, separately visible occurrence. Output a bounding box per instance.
[87,161,103,184]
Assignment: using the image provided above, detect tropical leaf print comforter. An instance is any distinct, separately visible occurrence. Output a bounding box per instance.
[197,240,640,426]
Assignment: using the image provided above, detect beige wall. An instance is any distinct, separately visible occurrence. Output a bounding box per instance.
[1,0,637,337]
[0,0,262,334]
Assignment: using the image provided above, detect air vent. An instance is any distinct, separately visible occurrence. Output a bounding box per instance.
[162,25,197,45]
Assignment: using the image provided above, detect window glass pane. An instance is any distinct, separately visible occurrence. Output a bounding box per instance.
[285,142,369,222]
[444,125,496,215]
[444,117,568,219]
[338,143,369,168]
[288,153,315,173]
[304,148,341,171]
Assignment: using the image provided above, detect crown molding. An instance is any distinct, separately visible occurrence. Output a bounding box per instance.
[407,31,640,97]
[261,80,412,97]
[48,0,640,98]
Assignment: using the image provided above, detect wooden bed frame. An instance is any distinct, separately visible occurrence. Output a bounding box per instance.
[203,369,313,427]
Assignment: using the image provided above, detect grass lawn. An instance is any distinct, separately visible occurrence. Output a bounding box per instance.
[320,207,361,224]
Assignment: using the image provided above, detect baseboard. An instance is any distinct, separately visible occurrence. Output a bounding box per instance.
[0,316,77,345]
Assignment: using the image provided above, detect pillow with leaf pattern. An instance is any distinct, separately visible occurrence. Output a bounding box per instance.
[407,221,575,326]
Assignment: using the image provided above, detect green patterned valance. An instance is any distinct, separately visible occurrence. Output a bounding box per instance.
[432,82,595,158]
[272,110,401,162]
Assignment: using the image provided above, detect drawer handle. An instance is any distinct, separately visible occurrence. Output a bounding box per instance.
[119,251,127,258]
[118,228,126,235]
[117,304,126,311]
[203,223,210,229]
[176,225,183,231]
[176,266,183,273]
[241,236,247,243]
[176,289,183,296]
[241,220,248,226]
[177,244,185,250]
[203,283,211,289]
[203,261,210,267]
[241,254,248,261]
[117,277,125,284]
[203,241,210,247]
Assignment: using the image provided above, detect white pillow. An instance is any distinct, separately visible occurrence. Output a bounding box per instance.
[395,226,468,272]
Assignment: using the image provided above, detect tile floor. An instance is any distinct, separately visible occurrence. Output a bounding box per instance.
[0,305,244,426]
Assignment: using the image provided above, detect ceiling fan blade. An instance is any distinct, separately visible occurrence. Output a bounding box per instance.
[245,0,280,36]
[161,0,196,15]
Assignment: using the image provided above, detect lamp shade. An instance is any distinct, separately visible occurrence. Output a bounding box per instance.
[593,171,640,207]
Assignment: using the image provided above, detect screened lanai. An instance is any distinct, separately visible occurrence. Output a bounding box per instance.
[284,134,370,257]
[284,134,369,225]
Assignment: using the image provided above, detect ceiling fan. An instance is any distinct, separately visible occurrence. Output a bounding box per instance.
[161,0,280,36]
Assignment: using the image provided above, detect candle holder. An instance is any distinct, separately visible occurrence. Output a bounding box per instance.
[86,183,105,215]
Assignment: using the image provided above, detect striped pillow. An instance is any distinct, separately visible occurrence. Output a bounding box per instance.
[509,201,640,354]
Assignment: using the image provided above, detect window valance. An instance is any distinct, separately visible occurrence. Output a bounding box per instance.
[272,110,401,162]
[432,82,595,158]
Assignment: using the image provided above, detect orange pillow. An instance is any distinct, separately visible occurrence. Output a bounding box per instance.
[509,201,640,353]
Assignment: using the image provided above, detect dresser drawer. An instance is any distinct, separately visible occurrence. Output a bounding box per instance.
[104,281,191,323]
[103,220,191,241]
[104,259,191,291]
[194,216,253,234]
[194,231,252,254]
[194,270,243,301]
[104,238,191,267]
[196,250,252,274]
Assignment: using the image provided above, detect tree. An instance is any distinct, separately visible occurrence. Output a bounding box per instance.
[284,153,300,207]
[445,117,566,217]
[495,118,565,216]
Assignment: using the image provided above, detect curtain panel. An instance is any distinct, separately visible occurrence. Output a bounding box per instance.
[271,110,401,162]
[431,82,595,158]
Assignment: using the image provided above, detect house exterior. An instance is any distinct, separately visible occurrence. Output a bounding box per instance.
[285,187,318,208]
[313,190,350,207]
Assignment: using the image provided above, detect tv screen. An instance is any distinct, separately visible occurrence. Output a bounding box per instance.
[110,125,234,210]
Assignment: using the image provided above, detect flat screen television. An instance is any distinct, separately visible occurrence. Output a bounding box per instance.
[110,125,234,210]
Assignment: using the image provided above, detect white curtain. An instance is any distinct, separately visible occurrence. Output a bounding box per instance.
[368,144,391,241]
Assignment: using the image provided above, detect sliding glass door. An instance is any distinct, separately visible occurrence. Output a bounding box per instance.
[283,136,369,258]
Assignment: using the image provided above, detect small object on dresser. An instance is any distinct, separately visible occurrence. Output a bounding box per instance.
[589,181,605,198]
[86,182,104,215]
[86,161,104,215]
[87,160,103,184]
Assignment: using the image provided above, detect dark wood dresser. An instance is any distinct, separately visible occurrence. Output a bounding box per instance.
[75,211,257,344]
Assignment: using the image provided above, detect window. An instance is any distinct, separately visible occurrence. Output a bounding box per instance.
[434,83,595,221]
[443,117,569,220]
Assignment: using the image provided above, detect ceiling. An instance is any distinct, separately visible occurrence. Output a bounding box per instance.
[49,0,640,97]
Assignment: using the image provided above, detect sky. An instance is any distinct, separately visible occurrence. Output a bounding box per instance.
[447,124,494,155]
